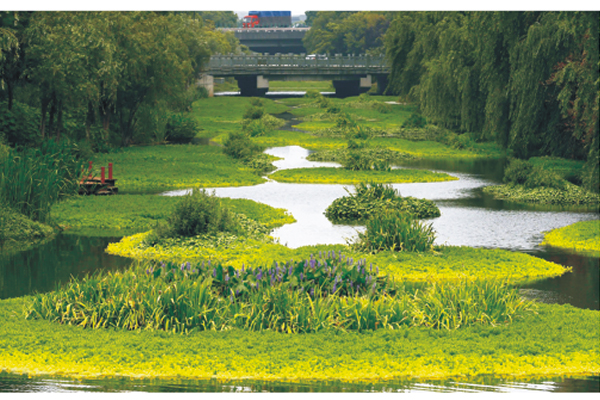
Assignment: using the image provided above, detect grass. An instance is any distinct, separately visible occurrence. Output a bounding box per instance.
[0,204,55,254]
[482,183,599,206]
[1,296,598,381]
[90,145,265,193]
[542,220,600,256]
[189,97,289,139]
[269,167,458,185]
[50,194,295,237]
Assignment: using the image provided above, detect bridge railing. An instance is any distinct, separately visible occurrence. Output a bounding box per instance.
[208,53,389,72]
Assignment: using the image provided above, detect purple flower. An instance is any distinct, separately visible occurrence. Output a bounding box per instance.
[376,266,379,275]
[186,261,191,270]
[225,274,229,283]
[241,264,245,273]
[181,263,186,271]
[310,287,314,297]
[235,270,239,278]
[257,269,263,280]
[310,258,316,271]
[370,263,373,272]
[288,265,293,276]
[235,289,240,296]
[212,268,216,277]
[332,281,337,293]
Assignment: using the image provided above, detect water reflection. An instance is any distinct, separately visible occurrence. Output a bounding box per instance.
[0,234,131,299]
[1,372,597,393]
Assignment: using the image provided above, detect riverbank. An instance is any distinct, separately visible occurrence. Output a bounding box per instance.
[542,220,600,257]
[0,296,597,382]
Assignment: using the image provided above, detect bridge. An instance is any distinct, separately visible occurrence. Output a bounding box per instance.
[200,53,390,97]
[218,28,308,54]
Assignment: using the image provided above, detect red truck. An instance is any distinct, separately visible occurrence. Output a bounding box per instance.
[242,11,292,28]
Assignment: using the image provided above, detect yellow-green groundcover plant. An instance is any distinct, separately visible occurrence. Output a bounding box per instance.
[107,233,567,285]
[542,220,600,256]
[0,297,598,382]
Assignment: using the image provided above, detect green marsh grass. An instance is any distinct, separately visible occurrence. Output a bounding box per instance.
[541,220,600,256]
[51,194,295,237]
[26,254,532,334]
[90,145,265,193]
[482,183,599,206]
[269,167,457,185]
[353,210,436,253]
[189,97,288,139]
[0,139,83,222]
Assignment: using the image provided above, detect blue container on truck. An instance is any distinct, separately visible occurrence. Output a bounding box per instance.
[243,11,291,28]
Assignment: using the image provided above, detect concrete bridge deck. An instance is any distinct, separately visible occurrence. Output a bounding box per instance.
[201,54,390,97]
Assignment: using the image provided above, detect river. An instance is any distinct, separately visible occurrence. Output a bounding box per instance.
[0,125,598,392]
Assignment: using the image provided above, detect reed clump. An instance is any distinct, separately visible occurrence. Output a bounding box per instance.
[0,139,83,223]
[353,209,436,253]
[26,252,533,334]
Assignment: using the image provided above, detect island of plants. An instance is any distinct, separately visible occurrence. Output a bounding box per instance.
[541,220,600,257]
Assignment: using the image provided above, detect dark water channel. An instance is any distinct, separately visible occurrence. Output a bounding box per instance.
[0,118,598,391]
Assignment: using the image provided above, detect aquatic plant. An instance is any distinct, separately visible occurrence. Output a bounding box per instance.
[0,139,83,222]
[541,220,600,256]
[353,209,436,253]
[26,253,533,334]
[325,182,440,223]
[482,183,599,206]
[269,167,457,185]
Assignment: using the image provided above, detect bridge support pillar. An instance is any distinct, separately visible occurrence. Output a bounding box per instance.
[236,75,269,97]
[197,74,214,97]
[333,75,372,97]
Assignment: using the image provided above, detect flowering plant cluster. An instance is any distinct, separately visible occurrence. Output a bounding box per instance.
[147,250,391,301]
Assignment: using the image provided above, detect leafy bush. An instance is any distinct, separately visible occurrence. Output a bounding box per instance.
[503,158,534,185]
[304,89,322,98]
[160,189,240,238]
[372,101,393,114]
[503,158,568,190]
[243,105,264,120]
[402,112,427,128]
[165,113,198,144]
[325,182,440,223]
[353,209,436,253]
[223,131,262,160]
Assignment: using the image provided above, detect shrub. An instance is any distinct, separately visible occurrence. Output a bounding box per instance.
[223,131,262,160]
[243,105,264,120]
[165,113,198,144]
[163,189,240,238]
[402,112,427,128]
[304,89,322,99]
[353,209,436,253]
[503,158,534,185]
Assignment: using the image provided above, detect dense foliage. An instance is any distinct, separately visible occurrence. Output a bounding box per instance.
[542,220,600,256]
[26,254,532,333]
[0,11,238,148]
[353,209,436,253]
[325,182,440,223]
[0,138,83,222]
[384,11,599,192]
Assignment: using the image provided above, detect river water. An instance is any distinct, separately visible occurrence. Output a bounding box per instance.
[0,132,598,392]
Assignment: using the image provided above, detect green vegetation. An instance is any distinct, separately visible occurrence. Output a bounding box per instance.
[50,194,295,237]
[269,167,457,185]
[325,182,440,223]
[384,12,598,192]
[190,97,288,139]
[108,233,566,285]
[0,204,55,253]
[353,210,436,253]
[2,296,598,381]
[0,139,83,223]
[542,220,600,256]
[482,157,599,206]
[26,258,531,333]
[91,145,265,193]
